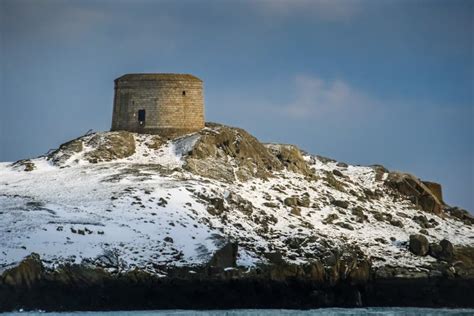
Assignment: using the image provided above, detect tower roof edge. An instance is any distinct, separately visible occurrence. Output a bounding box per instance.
[115,73,202,82]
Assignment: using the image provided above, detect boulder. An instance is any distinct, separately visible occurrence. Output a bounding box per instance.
[445,207,474,225]
[1,253,44,288]
[332,169,344,177]
[429,243,443,259]
[323,214,339,224]
[409,234,429,256]
[264,252,284,265]
[225,192,254,215]
[209,242,238,268]
[389,219,404,228]
[266,144,313,176]
[331,199,349,209]
[351,207,368,223]
[422,181,444,204]
[284,197,299,207]
[164,237,174,243]
[439,239,454,261]
[207,197,226,215]
[290,207,301,216]
[385,172,443,216]
[284,195,310,208]
[428,239,454,261]
[299,193,311,207]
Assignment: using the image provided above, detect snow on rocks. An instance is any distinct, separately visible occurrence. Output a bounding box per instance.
[0,125,472,275]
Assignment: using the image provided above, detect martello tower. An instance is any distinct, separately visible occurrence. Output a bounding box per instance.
[111,73,205,137]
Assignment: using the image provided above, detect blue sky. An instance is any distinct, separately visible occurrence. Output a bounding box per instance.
[1,0,472,211]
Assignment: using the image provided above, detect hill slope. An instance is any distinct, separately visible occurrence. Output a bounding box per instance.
[1,123,473,310]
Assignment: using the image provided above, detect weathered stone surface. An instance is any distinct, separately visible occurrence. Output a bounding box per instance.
[324,171,346,192]
[111,73,204,137]
[439,239,454,261]
[225,192,253,215]
[412,215,438,229]
[305,261,326,282]
[209,242,238,268]
[2,250,474,311]
[284,194,310,208]
[144,135,164,149]
[323,214,339,224]
[185,124,283,181]
[389,219,404,228]
[264,252,284,265]
[51,265,110,286]
[332,169,344,177]
[11,159,36,172]
[422,181,443,204]
[429,243,443,259]
[47,137,84,165]
[427,240,454,262]
[331,199,349,209]
[0,253,43,288]
[445,206,474,225]
[206,197,226,216]
[385,172,443,215]
[284,197,298,207]
[409,234,429,256]
[84,132,136,163]
[290,207,301,216]
[60,138,84,153]
[351,207,368,223]
[452,246,474,277]
[266,144,313,177]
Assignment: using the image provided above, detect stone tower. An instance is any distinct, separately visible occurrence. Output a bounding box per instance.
[111,73,204,137]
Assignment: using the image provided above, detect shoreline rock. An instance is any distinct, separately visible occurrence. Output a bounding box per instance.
[1,251,473,311]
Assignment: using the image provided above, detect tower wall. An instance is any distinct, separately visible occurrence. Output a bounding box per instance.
[111,74,204,137]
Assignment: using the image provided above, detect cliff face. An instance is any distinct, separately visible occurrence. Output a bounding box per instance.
[1,123,473,310]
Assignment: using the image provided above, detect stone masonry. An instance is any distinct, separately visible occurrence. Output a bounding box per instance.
[111,73,205,137]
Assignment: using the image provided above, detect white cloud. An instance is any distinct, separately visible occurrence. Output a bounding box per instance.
[282,74,377,119]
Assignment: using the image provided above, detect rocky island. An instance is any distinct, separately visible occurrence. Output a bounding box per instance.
[0,123,473,311]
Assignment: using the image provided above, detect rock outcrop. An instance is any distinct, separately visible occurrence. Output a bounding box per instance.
[409,234,429,256]
[184,123,283,181]
[0,123,472,311]
[385,172,444,215]
[1,253,43,288]
[84,132,136,163]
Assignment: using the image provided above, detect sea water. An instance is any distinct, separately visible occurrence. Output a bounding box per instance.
[3,308,474,316]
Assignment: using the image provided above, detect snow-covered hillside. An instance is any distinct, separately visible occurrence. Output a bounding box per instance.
[1,124,473,276]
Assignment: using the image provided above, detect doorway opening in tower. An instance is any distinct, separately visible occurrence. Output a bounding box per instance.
[138,109,146,125]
